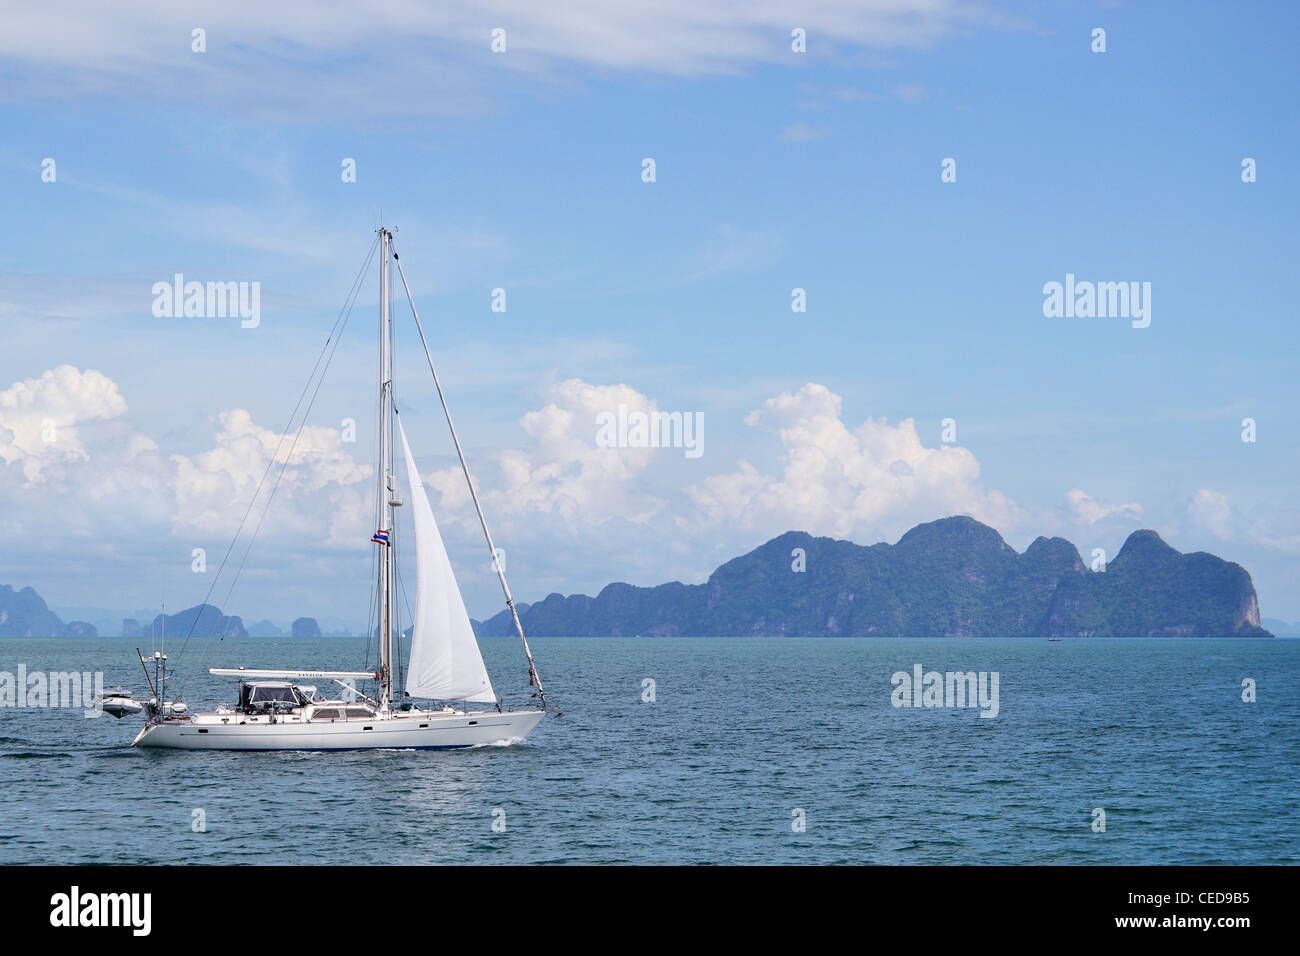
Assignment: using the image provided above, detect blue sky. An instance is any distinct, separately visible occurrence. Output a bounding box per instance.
[1,0,1297,632]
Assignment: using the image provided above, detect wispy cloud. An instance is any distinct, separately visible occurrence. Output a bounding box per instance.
[778,123,830,143]
[684,225,783,281]
[0,1,1014,119]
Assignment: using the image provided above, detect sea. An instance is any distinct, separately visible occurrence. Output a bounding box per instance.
[0,636,1296,865]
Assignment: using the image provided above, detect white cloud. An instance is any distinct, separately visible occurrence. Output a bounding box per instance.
[0,2,1018,118]
[0,365,127,482]
[9,366,1294,626]
[1187,488,1232,540]
[1066,488,1142,526]
[686,382,1025,540]
[428,378,667,527]
[1176,488,1300,556]
[0,366,373,552]
[169,408,372,543]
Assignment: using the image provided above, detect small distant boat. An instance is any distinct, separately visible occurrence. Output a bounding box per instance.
[1047,638,1062,643]
[99,687,143,719]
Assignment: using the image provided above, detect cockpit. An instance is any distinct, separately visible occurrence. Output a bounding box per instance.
[232,680,378,720]
[237,681,309,713]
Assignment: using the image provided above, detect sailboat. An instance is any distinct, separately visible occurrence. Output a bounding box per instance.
[131,228,548,750]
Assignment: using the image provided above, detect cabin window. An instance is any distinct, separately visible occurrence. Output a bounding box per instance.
[344,707,374,719]
[312,708,342,720]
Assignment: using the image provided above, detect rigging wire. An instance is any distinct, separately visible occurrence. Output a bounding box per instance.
[173,234,380,694]
[395,563,417,693]
[199,264,371,674]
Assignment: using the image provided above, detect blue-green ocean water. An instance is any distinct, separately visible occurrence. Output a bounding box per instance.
[0,637,1296,865]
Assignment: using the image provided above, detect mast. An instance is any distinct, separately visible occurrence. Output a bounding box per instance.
[159,603,165,702]
[377,228,396,710]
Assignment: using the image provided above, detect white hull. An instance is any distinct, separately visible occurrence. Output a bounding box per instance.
[132,708,544,751]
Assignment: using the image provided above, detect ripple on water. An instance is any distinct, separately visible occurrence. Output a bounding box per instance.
[0,636,1298,864]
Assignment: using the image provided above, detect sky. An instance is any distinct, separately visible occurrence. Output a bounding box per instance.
[0,0,1297,633]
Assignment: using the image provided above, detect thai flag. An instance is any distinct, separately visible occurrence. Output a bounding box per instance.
[371,529,390,546]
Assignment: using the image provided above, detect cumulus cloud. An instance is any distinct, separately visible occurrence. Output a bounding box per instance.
[169,408,372,543]
[36,367,1293,627]
[1175,488,1300,556]
[428,378,667,527]
[0,365,129,482]
[685,383,1025,540]
[1066,488,1142,526]
[0,366,373,554]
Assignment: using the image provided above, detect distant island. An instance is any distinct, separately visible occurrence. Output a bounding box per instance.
[471,517,1272,638]
[0,584,86,637]
[0,587,326,640]
[0,517,1274,638]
